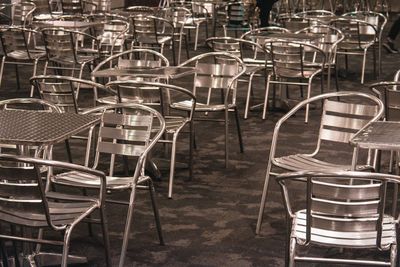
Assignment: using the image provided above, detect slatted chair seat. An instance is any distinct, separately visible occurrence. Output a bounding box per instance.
[293,210,396,248]
[172,100,233,112]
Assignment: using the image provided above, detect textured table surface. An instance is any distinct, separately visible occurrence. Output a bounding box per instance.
[350,121,400,150]
[0,110,100,146]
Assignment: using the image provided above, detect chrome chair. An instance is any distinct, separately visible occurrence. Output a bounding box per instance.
[130,14,176,65]
[278,170,398,266]
[41,28,100,99]
[256,91,384,234]
[295,24,344,91]
[219,0,258,37]
[52,103,165,267]
[0,27,46,96]
[206,37,270,119]
[342,11,387,78]
[174,52,246,167]
[0,154,111,267]
[162,6,191,64]
[60,0,96,15]
[263,39,326,122]
[106,80,196,198]
[330,17,378,84]
[91,48,170,104]
[294,9,335,24]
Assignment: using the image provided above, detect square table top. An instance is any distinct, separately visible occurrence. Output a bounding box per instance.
[350,121,400,150]
[91,66,195,80]
[0,110,100,146]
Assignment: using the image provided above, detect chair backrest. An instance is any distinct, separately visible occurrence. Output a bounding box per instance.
[206,36,269,64]
[178,51,246,106]
[30,75,108,113]
[277,170,397,250]
[342,11,387,39]
[31,0,53,18]
[105,80,196,120]
[130,14,174,45]
[295,25,344,64]
[42,28,98,63]
[279,16,312,32]
[329,18,377,50]
[0,154,106,230]
[11,1,36,27]
[369,81,400,121]
[162,6,191,28]
[294,9,335,24]
[0,27,40,60]
[61,0,84,15]
[222,1,257,27]
[83,103,165,179]
[92,48,170,83]
[265,40,326,79]
[96,19,129,55]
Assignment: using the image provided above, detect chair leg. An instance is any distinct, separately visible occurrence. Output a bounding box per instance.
[194,26,200,50]
[168,134,178,199]
[99,205,112,267]
[361,49,367,84]
[262,75,271,120]
[334,65,339,92]
[189,120,194,180]
[15,65,21,91]
[148,180,164,245]
[0,56,6,90]
[64,140,73,163]
[234,107,244,153]
[61,226,73,267]
[390,243,397,267]
[244,73,255,119]
[184,34,190,61]
[288,237,297,267]
[118,187,137,267]
[304,77,313,124]
[255,161,273,235]
[225,109,229,168]
[30,59,39,97]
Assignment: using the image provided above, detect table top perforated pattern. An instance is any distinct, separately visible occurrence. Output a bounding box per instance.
[351,121,400,150]
[0,110,100,145]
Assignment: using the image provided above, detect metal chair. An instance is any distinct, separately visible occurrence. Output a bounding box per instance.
[277,170,398,266]
[256,91,384,235]
[174,52,246,168]
[130,13,176,65]
[51,102,165,267]
[162,6,191,64]
[0,27,46,96]
[295,24,344,91]
[0,154,111,267]
[41,27,100,99]
[342,11,387,78]
[105,80,196,198]
[330,17,378,84]
[91,48,170,104]
[263,39,326,122]
[219,0,258,38]
[294,9,335,24]
[206,36,270,119]
[60,0,97,15]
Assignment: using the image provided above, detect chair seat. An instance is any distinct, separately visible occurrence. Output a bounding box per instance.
[171,100,234,112]
[0,191,98,228]
[7,50,46,60]
[293,210,396,248]
[49,54,97,65]
[136,36,172,45]
[274,154,372,172]
[275,68,322,79]
[53,170,151,190]
[165,116,189,134]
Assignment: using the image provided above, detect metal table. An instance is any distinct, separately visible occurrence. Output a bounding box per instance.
[350,121,400,214]
[0,110,100,147]
[91,66,195,80]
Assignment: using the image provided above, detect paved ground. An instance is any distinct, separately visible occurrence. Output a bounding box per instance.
[1,13,400,267]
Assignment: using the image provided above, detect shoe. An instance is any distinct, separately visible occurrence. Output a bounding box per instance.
[383,41,399,53]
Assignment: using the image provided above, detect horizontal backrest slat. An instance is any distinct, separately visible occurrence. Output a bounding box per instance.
[98,141,146,157]
[99,127,150,142]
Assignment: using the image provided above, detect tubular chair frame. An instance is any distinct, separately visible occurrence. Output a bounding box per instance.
[278,170,399,266]
[263,39,326,122]
[0,154,111,267]
[105,80,196,199]
[176,51,246,168]
[256,91,385,235]
[51,103,166,267]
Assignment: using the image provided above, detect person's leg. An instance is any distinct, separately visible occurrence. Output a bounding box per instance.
[384,15,400,53]
[257,1,274,27]
[388,15,400,41]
